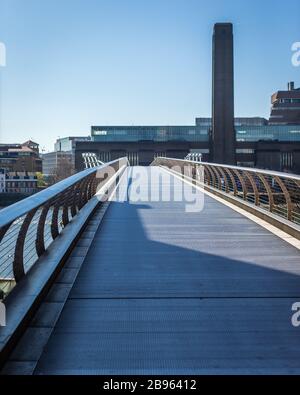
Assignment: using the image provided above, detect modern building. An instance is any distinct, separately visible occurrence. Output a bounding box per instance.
[42,151,73,177]
[269,82,300,125]
[44,136,92,174]
[74,124,210,169]
[0,140,42,173]
[0,169,38,194]
[198,117,300,171]
[73,117,300,173]
[54,136,91,152]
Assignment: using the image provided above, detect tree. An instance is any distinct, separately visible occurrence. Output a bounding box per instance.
[49,157,75,184]
[36,172,47,188]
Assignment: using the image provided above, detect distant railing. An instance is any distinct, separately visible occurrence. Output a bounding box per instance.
[82,152,104,169]
[0,158,128,297]
[152,157,300,226]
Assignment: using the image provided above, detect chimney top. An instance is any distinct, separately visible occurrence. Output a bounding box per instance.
[213,23,233,34]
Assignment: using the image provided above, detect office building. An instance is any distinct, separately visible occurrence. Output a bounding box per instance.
[42,151,73,177]
[269,82,300,125]
[72,115,300,173]
[0,169,38,194]
[0,140,42,173]
[75,124,210,169]
[54,136,91,152]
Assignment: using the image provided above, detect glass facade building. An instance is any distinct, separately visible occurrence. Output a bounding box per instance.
[92,122,300,144]
[72,117,300,173]
[92,126,209,143]
[42,151,73,176]
[54,136,91,152]
[236,125,300,142]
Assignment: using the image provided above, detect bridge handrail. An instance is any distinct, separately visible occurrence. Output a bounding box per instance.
[0,160,116,229]
[156,157,300,181]
[152,157,300,227]
[0,157,128,295]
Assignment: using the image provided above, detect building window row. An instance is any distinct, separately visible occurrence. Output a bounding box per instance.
[236,149,255,154]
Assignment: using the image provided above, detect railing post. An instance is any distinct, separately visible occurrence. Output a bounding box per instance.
[223,168,238,196]
[203,165,211,185]
[232,169,248,200]
[51,199,61,240]
[244,171,260,206]
[71,182,80,218]
[211,166,222,190]
[13,208,38,282]
[78,177,90,209]
[62,187,73,227]
[87,173,96,200]
[257,173,274,213]
[36,204,51,257]
[205,166,217,187]
[274,176,293,220]
[216,166,229,193]
[91,174,99,196]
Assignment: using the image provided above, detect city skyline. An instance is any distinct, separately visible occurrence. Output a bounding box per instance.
[0,0,299,151]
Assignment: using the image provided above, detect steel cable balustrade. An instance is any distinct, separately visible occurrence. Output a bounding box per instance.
[0,158,128,297]
[152,157,300,226]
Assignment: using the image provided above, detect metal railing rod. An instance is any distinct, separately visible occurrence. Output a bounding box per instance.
[152,157,300,230]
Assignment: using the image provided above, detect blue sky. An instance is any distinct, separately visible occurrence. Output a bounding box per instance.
[0,0,299,151]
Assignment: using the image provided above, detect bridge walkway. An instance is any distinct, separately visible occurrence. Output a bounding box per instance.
[8,166,300,374]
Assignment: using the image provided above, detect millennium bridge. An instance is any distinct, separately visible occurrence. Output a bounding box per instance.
[0,158,300,374]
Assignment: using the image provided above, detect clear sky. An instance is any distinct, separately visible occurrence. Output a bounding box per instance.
[0,0,299,151]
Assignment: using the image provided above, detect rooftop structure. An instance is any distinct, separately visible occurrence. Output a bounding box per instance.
[0,141,42,173]
[269,81,300,125]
